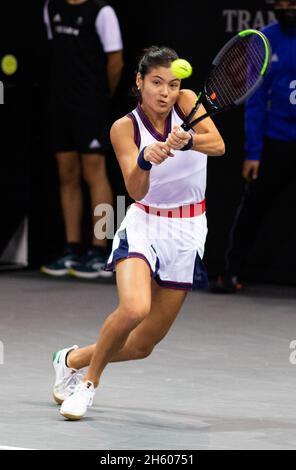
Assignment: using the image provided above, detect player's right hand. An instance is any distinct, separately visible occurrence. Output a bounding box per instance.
[144,143,174,165]
[242,160,260,182]
[166,125,191,150]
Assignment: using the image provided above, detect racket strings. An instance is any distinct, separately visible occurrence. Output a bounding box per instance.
[206,36,266,108]
[210,52,261,106]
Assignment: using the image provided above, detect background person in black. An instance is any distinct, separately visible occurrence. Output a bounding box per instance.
[210,0,296,293]
[41,0,124,278]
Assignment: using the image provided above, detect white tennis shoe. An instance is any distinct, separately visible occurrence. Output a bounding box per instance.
[52,345,82,404]
[60,380,96,420]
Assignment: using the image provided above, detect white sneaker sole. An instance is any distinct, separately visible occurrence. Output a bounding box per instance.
[69,269,113,279]
[53,393,64,405]
[41,267,70,276]
[60,410,84,420]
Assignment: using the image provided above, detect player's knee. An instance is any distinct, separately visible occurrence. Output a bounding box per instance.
[118,302,150,328]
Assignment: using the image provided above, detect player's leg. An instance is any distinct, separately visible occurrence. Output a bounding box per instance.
[111,280,187,361]
[83,257,152,386]
[59,273,186,419]
[59,257,152,419]
[67,280,187,368]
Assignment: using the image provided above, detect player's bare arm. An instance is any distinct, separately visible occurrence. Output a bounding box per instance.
[175,89,225,156]
[110,117,171,201]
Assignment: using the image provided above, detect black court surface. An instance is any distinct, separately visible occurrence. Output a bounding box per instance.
[0,271,296,450]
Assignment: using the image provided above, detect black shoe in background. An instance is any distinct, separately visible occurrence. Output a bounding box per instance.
[209,275,243,294]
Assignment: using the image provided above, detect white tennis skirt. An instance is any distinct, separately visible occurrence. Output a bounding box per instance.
[105,203,208,291]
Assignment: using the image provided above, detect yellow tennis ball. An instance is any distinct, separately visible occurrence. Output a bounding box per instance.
[171,59,192,79]
[1,55,18,76]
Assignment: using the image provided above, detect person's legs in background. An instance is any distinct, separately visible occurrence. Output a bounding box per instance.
[70,152,114,278]
[41,106,114,278]
[210,139,296,293]
[57,152,83,245]
[41,152,83,276]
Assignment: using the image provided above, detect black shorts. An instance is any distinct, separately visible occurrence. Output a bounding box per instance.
[51,105,110,155]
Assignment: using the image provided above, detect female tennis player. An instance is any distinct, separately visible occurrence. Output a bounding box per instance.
[53,46,225,420]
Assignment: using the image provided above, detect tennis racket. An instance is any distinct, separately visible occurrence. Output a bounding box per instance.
[180,29,272,131]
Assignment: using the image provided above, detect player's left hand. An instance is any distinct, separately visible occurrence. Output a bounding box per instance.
[166,125,192,150]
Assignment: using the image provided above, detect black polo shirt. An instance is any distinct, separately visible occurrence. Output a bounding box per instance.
[44,0,123,111]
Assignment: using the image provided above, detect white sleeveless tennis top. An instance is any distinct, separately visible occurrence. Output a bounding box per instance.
[128,103,207,208]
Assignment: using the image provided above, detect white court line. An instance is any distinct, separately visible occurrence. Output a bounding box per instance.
[0,445,33,450]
